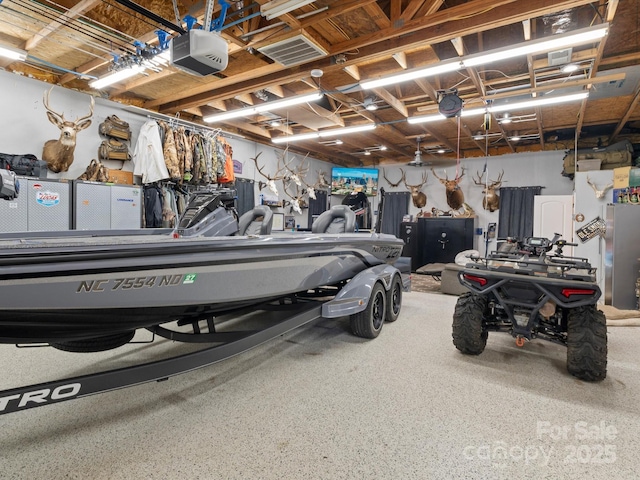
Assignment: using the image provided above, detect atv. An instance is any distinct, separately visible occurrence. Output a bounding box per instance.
[452,234,607,381]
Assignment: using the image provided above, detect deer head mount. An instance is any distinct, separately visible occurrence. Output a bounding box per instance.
[252,152,286,196]
[42,87,94,173]
[587,176,614,199]
[431,167,466,211]
[403,169,428,208]
[473,170,504,212]
[382,168,404,188]
[282,182,306,214]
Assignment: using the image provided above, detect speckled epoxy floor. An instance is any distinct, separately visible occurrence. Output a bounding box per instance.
[1,292,639,480]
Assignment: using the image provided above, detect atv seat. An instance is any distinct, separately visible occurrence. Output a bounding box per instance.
[312,205,356,234]
[237,205,273,235]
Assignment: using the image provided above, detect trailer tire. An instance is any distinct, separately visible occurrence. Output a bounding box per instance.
[567,305,607,381]
[50,331,135,353]
[452,292,488,355]
[385,275,403,323]
[350,282,386,338]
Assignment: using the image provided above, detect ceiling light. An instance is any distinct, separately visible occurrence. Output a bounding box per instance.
[361,61,462,90]
[364,150,371,156]
[204,92,323,123]
[437,149,445,154]
[561,64,579,73]
[0,44,27,61]
[272,123,376,144]
[270,120,282,127]
[335,139,343,145]
[510,133,521,141]
[363,97,378,111]
[260,0,316,20]
[409,92,589,124]
[499,113,512,124]
[361,24,607,91]
[473,131,484,141]
[89,66,144,89]
[380,145,387,150]
[462,24,608,68]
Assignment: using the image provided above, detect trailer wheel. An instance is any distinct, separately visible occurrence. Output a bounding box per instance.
[385,275,403,323]
[567,305,607,381]
[350,282,386,338]
[452,292,488,355]
[50,331,135,353]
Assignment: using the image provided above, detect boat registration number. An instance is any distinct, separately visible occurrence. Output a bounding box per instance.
[77,274,197,293]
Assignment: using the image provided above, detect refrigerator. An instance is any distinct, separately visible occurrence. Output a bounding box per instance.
[73,181,142,230]
[605,203,640,310]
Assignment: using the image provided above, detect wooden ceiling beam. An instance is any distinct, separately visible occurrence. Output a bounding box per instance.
[24,0,100,51]
[608,80,640,143]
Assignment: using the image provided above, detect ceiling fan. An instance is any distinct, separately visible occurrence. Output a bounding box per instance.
[407,137,424,166]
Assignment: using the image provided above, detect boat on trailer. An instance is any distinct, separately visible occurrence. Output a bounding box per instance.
[0,188,409,414]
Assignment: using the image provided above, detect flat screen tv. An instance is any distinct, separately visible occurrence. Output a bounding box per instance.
[331,167,379,196]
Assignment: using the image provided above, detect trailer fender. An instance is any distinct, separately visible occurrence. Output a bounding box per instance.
[322,265,403,318]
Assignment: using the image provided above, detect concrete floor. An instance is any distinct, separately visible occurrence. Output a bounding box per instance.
[1,291,639,480]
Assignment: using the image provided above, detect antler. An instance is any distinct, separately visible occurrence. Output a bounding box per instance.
[43,87,63,124]
[382,168,405,187]
[43,86,94,124]
[586,176,614,199]
[430,167,447,182]
[473,171,485,186]
[282,182,305,214]
[491,170,504,188]
[404,171,428,189]
[252,152,285,195]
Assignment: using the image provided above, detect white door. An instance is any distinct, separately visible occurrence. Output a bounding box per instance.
[533,195,574,255]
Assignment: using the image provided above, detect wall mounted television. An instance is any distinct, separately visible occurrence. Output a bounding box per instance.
[331,167,379,196]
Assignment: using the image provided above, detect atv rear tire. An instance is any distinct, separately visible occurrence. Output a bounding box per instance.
[452,292,488,355]
[566,305,607,381]
[50,331,135,353]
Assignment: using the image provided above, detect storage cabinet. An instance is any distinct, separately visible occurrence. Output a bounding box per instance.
[400,217,475,271]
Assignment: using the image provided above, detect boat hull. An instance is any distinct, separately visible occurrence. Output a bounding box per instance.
[0,231,403,343]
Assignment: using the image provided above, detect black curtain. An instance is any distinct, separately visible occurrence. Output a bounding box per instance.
[498,186,542,239]
[380,191,410,238]
[308,190,328,227]
[235,178,255,217]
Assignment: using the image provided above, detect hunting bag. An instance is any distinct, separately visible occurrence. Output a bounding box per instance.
[0,153,48,178]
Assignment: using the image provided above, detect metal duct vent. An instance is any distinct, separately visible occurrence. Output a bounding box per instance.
[548,48,572,67]
[258,34,327,67]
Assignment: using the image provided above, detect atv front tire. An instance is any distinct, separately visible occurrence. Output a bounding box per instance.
[566,305,607,381]
[452,292,488,355]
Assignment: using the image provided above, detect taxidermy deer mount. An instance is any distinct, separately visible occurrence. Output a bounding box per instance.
[473,170,504,212]
[431,167,466,211]
[382,168,404,188]
[252,152,286,196]
[42,87,94,173]
[586,176,614,199]
[403,169,428,209]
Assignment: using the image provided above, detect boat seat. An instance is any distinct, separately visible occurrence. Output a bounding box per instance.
[237,205,273,235]
[312,205,356,234]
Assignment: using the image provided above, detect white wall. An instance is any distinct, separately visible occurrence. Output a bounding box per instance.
[378,152,574,250]
[0,69,572,235]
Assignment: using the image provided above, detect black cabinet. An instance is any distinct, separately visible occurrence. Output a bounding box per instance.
[400,218,475,270]
[399,222,420,271]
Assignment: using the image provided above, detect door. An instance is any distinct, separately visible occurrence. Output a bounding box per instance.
[533,195,574,255]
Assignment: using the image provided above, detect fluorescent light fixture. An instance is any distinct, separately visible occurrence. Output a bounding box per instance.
[463,24,608,68]
[205,92,322,123]
[318,124,375,137]
[272,132,320,144]
[409,92,589,124]
[89,66,144,89]
[361,24,607,91]
[261,0,316,20]
[361,61,462,90]
[0,44,27,61]
[272,123,376,144]
[254,92,322,112]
